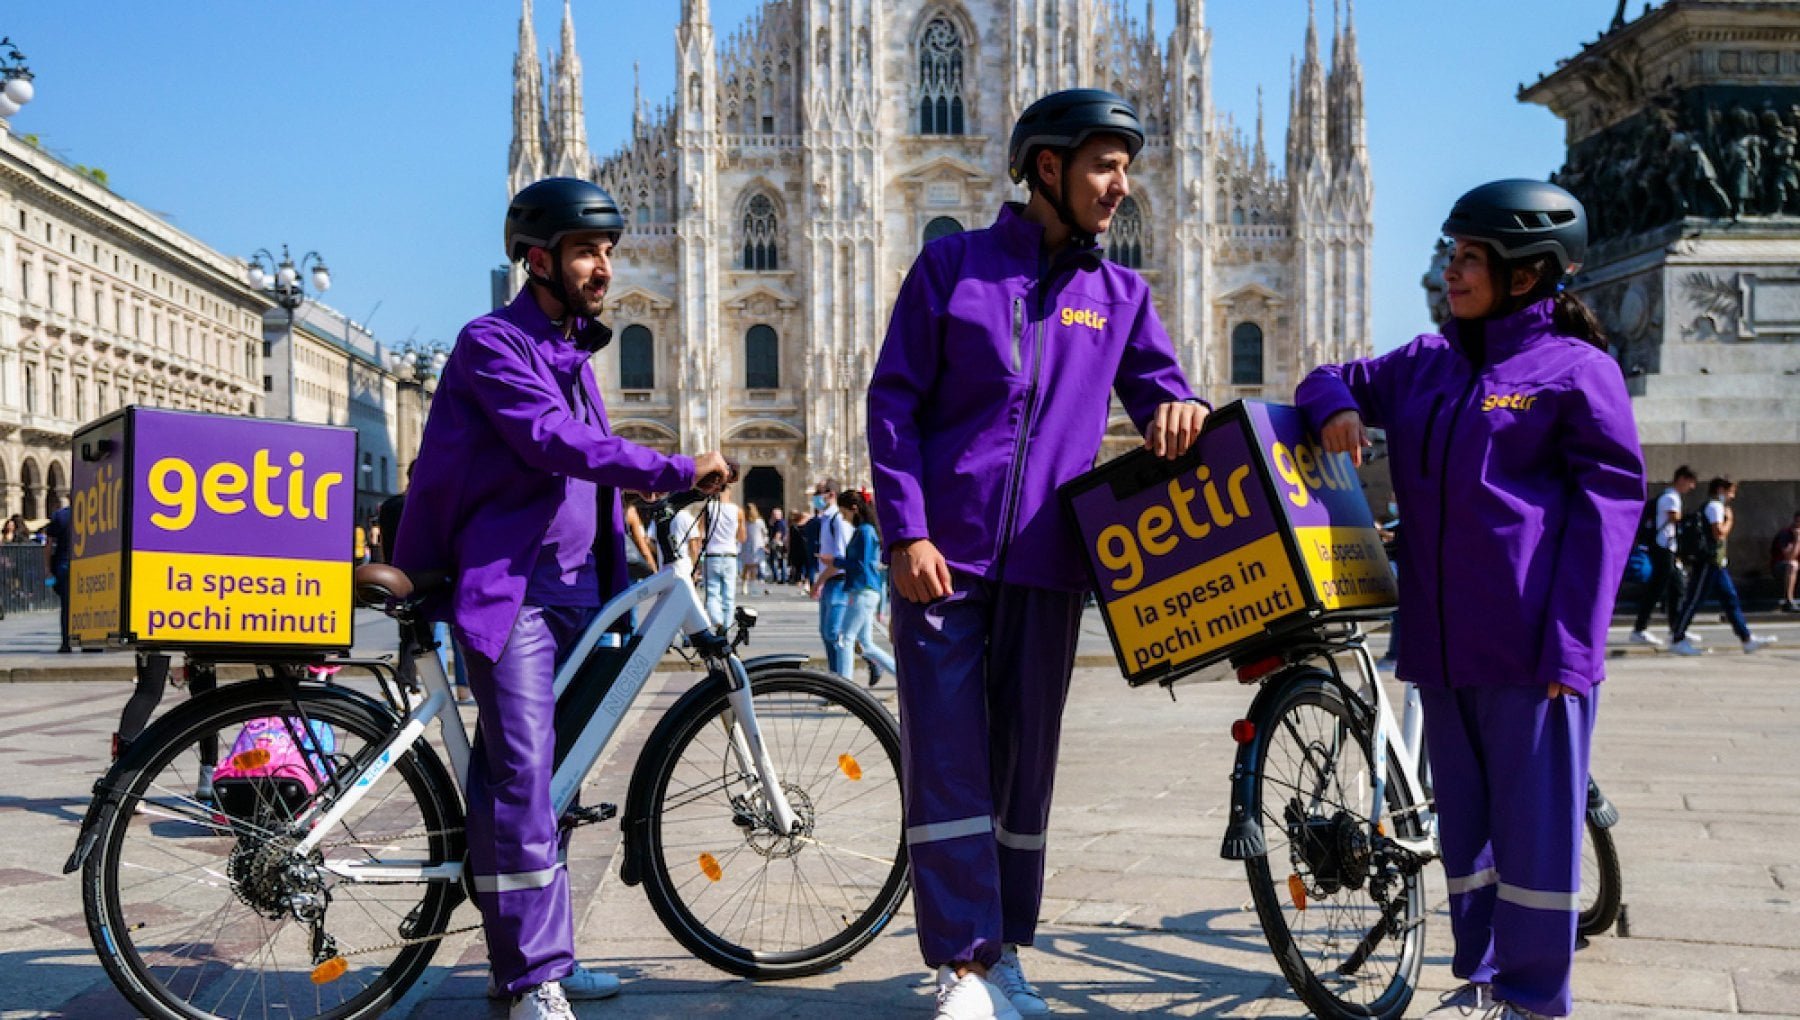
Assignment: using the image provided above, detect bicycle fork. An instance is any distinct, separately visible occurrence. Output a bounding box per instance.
[717,654,804,838]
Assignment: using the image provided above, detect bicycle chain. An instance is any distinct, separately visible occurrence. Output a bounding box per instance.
[335,920,486,958]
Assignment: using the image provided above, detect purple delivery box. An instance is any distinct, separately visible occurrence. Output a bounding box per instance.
[1061,400,1396,686]
[67,407,357,653]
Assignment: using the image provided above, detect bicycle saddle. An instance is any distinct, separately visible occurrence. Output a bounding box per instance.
[353,563,449,607]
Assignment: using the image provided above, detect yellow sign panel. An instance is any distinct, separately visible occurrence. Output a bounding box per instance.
[69,552,122,644]
[1102,533,1307,676]
[1293,526,1399,610]
[128,550,353,646]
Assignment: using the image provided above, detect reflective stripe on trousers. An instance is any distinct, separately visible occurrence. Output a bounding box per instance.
[465,603,595,997]
[891,573,1082,969]
[1419,683,1595,1018]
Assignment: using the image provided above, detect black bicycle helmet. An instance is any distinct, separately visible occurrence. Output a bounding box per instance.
[1441,179,1588,277]
[504,177,626,263]
[1008,88,1146,186]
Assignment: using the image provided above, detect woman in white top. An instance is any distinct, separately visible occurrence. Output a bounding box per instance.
[740,503,768,596]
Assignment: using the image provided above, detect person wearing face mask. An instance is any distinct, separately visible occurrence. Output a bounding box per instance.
[394,177,731,1020]
[808,480,853,675]
[1297,180,1646,1020]
[869,89,1206,1020]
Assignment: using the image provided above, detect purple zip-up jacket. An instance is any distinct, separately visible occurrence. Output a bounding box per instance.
[1296,299,1645,695]
[869,203,1198,592]
[394,291,695,662]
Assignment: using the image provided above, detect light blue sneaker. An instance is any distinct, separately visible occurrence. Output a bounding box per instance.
[490,964,621,1001]
[1423,982,1494,1018]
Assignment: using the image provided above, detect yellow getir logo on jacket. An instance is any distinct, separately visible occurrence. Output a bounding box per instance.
[1481,392,1539,412]
[1060,307,1108,331]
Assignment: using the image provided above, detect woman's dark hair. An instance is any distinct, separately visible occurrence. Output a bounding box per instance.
[1485,248,1609,352]
[1708,476,1734,496]
[837,489,879,539]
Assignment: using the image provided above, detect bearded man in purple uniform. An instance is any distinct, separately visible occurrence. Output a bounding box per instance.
[868,89,1208,1020]
[395,178,727,1020]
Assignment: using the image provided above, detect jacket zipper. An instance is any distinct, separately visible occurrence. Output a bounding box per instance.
[1433,373,1479,685]
[1011,298,1025,373]
[993,265,1063,571]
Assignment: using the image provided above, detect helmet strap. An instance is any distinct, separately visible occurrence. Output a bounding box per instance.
[1048,146,1097,250]
[526,242,574,323]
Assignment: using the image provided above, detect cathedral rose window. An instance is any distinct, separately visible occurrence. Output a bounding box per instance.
[918,16,965,135]
[741,194,780,271]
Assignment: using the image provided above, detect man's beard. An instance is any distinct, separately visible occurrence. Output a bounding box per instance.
[561,266,608,318]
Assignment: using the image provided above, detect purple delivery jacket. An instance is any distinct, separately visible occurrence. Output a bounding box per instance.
[1296,299,1645,695]
[394,292,695,662]
[869,203,1197,592]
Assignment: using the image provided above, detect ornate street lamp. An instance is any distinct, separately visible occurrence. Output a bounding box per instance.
[246,245,330,420]
[0,37,35,119]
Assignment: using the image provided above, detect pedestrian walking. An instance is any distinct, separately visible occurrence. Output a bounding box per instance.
[393,176,729,1020]
[112,654,219,795]
[787,509,812,588]
[740,502,767,596]
[1669,477,1777,655]
[766,506,788,583]
[809,482,852,677]
[834,490,897,686]
[1629,465,1698,647]
[1300,179,1646,1020]
[699,493,744,629]
[869,88,1205,1020]
[43,503,72,653]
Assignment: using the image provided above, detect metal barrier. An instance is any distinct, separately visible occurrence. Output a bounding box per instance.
[0,544,57,616]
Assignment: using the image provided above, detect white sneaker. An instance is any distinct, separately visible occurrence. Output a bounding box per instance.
[1424,982,1495,1017]
[1627,630,1664,648]
[1743,635,1778,654]
[1669,638,1705,656]
[935,966,1022,1020]
[1484,1001,1553,1020]
[491,964,621,1001]
[991,948,1050,1015]
[510,981,575,1020]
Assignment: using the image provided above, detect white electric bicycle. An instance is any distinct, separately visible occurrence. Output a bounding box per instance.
[69,490,909,1020]
[1218,622,1623,1020]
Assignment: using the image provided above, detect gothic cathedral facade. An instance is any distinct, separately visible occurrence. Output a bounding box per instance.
[507,0,1372,513]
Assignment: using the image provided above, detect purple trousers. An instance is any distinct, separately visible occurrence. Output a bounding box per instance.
[890,573,1084,968]
[1419,684,1596,1018]
[464,603,595,995]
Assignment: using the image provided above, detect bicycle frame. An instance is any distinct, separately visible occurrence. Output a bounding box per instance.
[307,563,803,884]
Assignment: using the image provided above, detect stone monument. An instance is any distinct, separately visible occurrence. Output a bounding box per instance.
[1519,0,1800,585]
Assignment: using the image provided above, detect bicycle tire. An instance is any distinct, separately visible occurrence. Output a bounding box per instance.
[628,667,909,979]
[1244,670,1425,1020]
[83,680,464,1020]
[1578,817,1622,937]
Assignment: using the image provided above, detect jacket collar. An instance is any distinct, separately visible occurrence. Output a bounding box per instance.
[993,202,1103,272]
[1444,298,1557,361]
[501,289,608,369]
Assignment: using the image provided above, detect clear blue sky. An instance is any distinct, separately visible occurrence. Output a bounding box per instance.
[3,1,1627,356]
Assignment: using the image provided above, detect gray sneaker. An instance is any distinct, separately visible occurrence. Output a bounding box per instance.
[1483,1002,1554,1020]
[509,981,574,1020]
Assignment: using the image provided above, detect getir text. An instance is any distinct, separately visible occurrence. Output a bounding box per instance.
[1096,463,1254,593]
[149,450,345,531]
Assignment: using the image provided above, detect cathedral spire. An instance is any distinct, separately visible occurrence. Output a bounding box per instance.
[508,0,547,194]
[1255,84,1268,178]
[1328,0,1367,166]
[547,0,590,178]
[1291,0,1329,174]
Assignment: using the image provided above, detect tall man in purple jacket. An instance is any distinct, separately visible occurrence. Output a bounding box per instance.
[869,90,1207,1020]
[395,178,726,1020]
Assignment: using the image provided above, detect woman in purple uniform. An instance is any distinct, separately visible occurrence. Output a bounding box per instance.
[1297,180,1645,1020]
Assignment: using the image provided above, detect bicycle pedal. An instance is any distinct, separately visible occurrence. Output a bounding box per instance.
[561,803,618,828]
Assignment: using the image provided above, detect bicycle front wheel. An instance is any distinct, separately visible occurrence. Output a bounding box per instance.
[629,667,909,979]
[83,681,464,1020]
[1244,671,1425,1020]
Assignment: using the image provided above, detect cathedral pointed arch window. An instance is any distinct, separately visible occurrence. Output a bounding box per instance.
[1107,196,1145,269]
[917,15,966,135]
[741,194,780,271]
[620,324,654,390]
[1231,322,1265,386]
[745,325,780,390]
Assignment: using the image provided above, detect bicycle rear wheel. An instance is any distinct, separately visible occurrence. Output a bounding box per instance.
[83,681,463,1020]
[1578,817,1622,937]
[629,667,909,979]
[1244,671,1425,1020]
